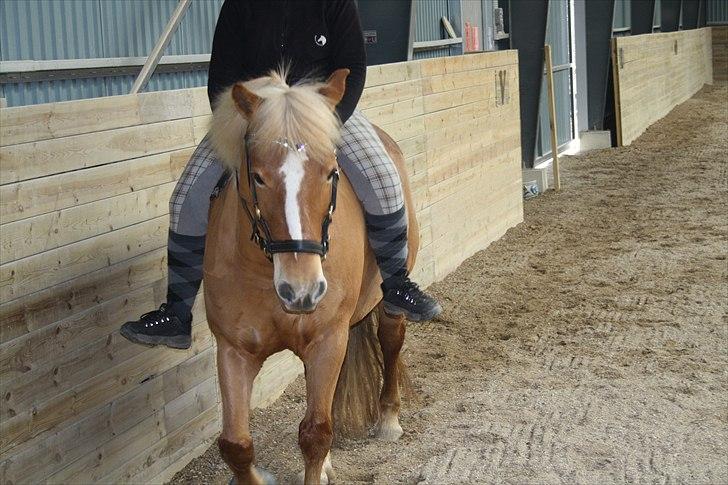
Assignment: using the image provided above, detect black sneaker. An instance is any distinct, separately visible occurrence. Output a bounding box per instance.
[382,277,442,321]
[120,304,192,350]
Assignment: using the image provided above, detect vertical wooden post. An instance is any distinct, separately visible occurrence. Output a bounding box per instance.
[544,44,561,191]
[610,37,624,147]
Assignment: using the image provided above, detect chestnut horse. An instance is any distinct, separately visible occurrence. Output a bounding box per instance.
[204,69,415,484]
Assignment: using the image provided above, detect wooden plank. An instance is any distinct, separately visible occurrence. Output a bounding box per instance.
[358,79,422,110]
[397,134,426,159]
[190,87,211,117]
[0,248,166,344]
[102,404,220,484]
[423,98,491,133]
[0,323,212,455]
[380,115,425,142]
[0,89,196,147]
[419,50,517,77]
[1,182,174,264]
[0,147,191,225]
[423,83,493,114]
[147,433,217,485]
[363,61,420,87]
[193,114,211,144]
[0,279,163,390]
[544,45,561,191]
[361,96,424,126]
[250,350,304,409]
[0,117,199,185]
[1,216,168,302]
[0,346,216,484]
[1,291,206,425]
[421,68,493,96]
[47,376,218,485]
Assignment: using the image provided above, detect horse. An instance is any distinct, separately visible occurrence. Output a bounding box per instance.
[203,68,417,484]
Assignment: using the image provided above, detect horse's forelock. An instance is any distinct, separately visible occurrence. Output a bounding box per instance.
[250,77,341,165]
[209,71,340,171]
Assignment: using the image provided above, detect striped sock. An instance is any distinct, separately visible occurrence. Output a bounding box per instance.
[365,206,409,290]
[167,231,205,327]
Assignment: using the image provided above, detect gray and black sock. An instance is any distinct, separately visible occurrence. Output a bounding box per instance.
[364,206,409,290]
[166,231,205,327]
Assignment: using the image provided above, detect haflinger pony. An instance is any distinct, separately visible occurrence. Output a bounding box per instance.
[204,68,416,485]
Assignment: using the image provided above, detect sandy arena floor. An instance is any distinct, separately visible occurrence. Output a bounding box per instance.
[171,84,728,484]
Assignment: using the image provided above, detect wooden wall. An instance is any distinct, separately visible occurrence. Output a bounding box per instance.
[712,26,728,82]
[0,50,522,484]
[614,28,714,146]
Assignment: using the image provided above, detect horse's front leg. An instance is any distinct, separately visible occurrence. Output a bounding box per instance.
[296,328,348,485]
[216,340,273,485]
[376,306,407,441]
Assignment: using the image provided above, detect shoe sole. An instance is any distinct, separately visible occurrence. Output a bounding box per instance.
[382,301,443,322]
[119,324,192,350]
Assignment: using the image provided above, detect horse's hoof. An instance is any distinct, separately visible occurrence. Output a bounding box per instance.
[294,452,334,484]
[256,467,277,485]
[375,415,403,442]
[228,467,277,485]
[295,470,330,485]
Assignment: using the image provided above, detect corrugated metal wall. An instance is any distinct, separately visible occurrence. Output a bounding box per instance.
[707,0,728,23]
[0,0,223,107]
[413,0,460,59]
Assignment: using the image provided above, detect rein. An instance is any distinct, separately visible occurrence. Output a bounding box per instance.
[236,135,340,262]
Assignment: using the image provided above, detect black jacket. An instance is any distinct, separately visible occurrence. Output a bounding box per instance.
[207,0,367,123]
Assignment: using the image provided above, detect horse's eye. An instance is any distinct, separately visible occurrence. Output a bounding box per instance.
[253,173,265,186]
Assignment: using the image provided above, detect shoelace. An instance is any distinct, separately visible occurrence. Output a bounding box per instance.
[140,304,174,328]
[393,280,425,304]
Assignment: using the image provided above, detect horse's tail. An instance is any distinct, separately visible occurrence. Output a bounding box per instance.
[332,310,412,439]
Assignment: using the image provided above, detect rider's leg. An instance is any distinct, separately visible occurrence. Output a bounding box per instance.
[120,134,225,349]
[337,111,441,321]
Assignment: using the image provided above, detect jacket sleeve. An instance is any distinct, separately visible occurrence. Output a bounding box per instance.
[327,0,367,124]
[207,0,247,108]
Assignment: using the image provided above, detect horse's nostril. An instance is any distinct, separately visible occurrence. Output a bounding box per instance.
[277,282,295,302]
[315,281,327,299]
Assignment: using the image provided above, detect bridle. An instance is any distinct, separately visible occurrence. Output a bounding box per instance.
[236,134,340,262]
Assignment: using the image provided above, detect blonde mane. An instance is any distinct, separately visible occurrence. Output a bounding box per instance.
[210,70,342,171]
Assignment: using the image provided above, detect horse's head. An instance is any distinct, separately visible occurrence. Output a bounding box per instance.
[212,68,349,313]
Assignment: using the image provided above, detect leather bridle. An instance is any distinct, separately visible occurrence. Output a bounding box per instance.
[236,135,340,262]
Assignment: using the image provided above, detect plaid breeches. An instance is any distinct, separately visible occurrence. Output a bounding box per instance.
[168,109,405,235]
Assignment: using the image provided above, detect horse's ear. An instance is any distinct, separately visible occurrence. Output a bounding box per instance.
[319,68,350,109]
[231,82,261,118]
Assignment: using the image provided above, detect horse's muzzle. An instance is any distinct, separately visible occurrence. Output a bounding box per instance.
[276,279,327,314]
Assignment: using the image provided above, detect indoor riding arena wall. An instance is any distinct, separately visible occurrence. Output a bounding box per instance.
[0,50,522,483]
[713,26,728,83]
[614,28,714,146]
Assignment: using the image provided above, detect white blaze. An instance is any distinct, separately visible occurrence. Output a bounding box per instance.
[280,150,307,240]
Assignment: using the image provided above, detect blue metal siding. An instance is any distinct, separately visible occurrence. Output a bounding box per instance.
[413,0,464,59]
[707,0,728,24]
[0,0,105,60]
[0,0,223,106]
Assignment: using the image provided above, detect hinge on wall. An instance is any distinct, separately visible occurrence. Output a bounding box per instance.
[618,47,625,69]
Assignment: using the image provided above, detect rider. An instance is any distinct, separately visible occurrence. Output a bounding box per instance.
[121,0,442,350]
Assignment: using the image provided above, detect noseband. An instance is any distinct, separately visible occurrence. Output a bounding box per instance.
[236,135,339,262]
